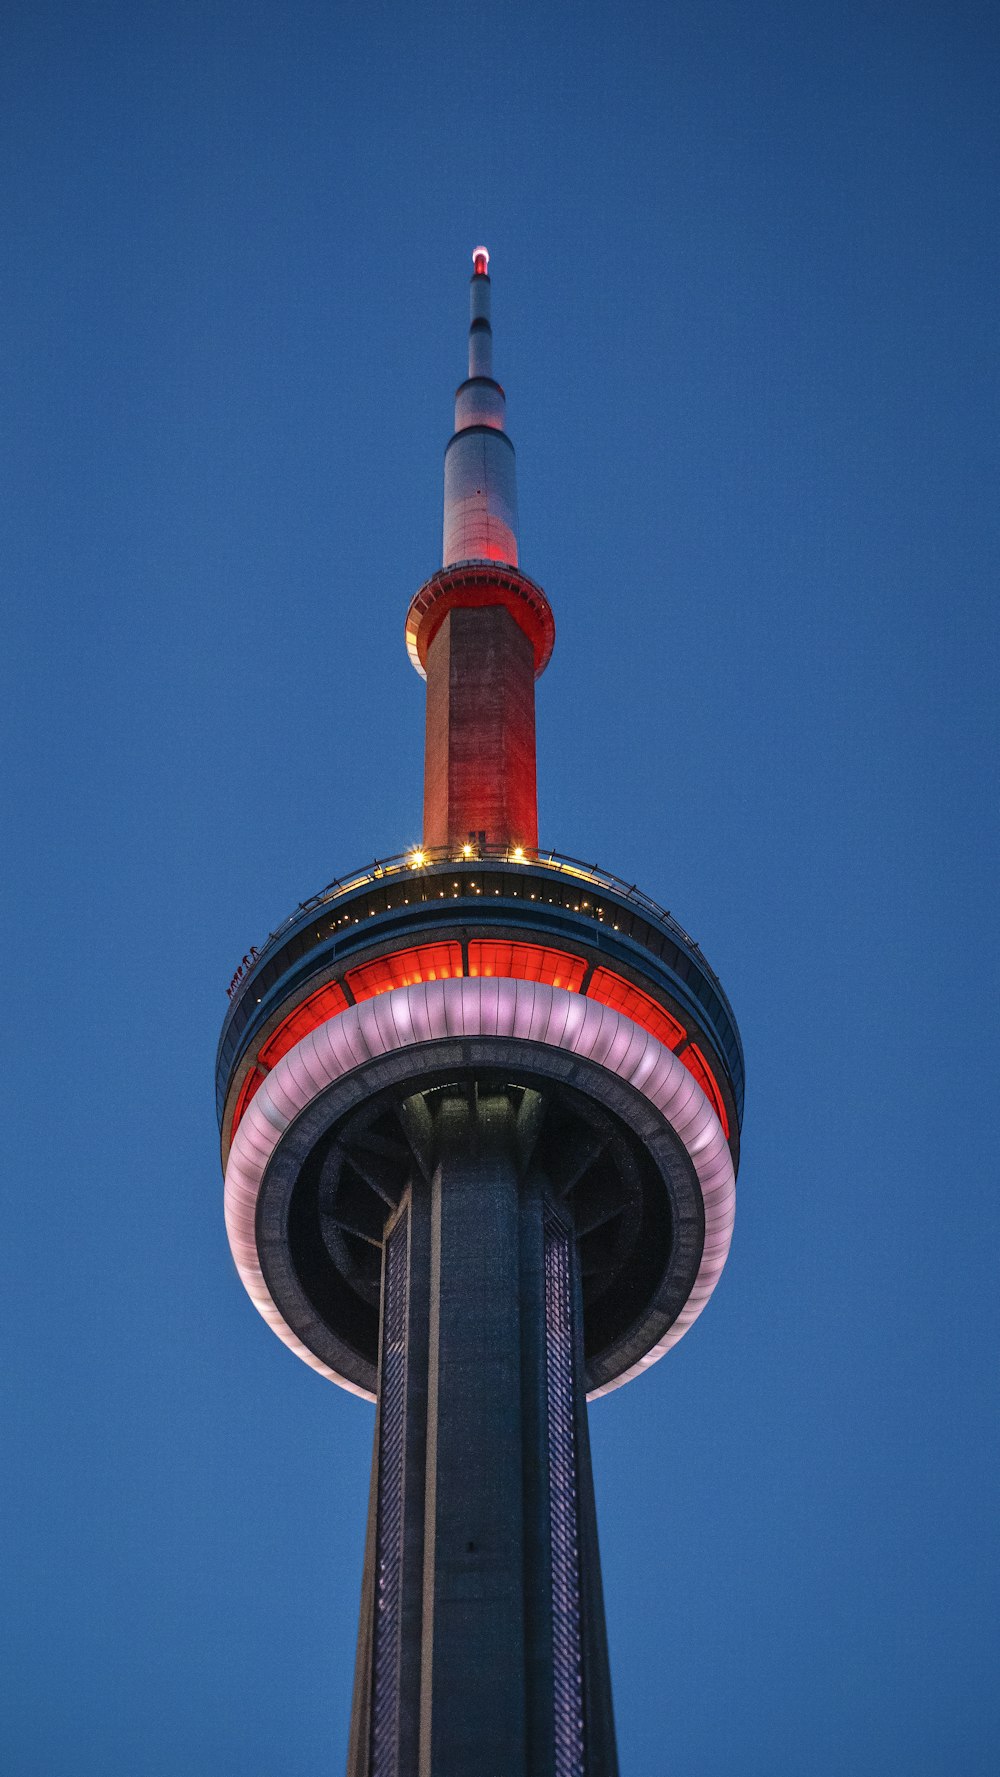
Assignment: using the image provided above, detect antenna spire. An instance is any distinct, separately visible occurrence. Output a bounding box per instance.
[442,246,518,569]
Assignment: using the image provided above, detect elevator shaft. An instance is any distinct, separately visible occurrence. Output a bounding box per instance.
[346,1086,618,1777]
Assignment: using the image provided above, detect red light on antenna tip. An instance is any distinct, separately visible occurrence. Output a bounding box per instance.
[472,245,490,276]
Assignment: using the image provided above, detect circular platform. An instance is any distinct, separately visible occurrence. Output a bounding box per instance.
[405,562,555,679]
[216,854,744,1166]
[224,978,735,1400]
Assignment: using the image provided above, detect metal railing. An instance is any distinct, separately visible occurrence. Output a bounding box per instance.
[225,844,724,1011]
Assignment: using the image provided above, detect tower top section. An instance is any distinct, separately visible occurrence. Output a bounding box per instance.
[406,250,553,685]
[442,245,519,569]
[405,251,554,847]
[219,244,744,1413]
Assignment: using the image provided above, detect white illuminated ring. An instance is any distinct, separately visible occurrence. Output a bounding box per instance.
[224,978,735,1400]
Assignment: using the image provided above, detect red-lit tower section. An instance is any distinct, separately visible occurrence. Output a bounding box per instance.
[216,250,745,1777]
[406,247,554,851]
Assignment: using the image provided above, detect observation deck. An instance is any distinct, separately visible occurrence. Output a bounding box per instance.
[217,845,744,1157]
[217,845,743,1402]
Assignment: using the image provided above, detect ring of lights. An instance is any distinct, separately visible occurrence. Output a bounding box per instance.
[224,977,735,1400]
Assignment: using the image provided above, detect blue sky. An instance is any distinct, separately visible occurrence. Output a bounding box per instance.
[3,2,998,1772]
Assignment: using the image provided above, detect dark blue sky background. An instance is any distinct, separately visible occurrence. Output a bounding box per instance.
[4,2,998,1772]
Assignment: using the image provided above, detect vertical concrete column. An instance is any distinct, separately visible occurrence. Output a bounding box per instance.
[421,1091,528,1772]
[570,1250,620,1777]
[422,606,539,850]
[347,1189,435,1777]
[520,1166,559,1772]
[347,1086,619,1777]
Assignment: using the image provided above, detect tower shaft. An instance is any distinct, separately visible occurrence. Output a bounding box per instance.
[423,604,538,849]
[346,1088,617,1777]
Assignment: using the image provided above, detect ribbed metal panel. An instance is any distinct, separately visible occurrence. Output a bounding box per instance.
[455,378,506,431]
[369,1212,409,1777]
[545,1215,586,1777]
[468,319,493,378]
[443,427,519,567]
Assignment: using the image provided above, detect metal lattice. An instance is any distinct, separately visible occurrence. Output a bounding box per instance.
[369,1212,408,1777]
[545,1215,586,1777]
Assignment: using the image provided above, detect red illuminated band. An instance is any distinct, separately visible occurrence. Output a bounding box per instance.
[678,1043,729,1136]
[260,980,348,1067]
[229,941,731,1143]
[232,1066,266,1133]
[347,942,462,1001]
[468,940,585,992]
[588,968,686,1052]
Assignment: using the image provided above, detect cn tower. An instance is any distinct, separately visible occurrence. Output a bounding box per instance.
[217,248,744,1776]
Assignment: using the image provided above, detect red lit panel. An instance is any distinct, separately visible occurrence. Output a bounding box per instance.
[586,969,685,1051]
[346,942,464,1003]
[231,1067,265,1137]
[680,1044,730,1139]
[467,940,587,992]
[259,980,350,1069]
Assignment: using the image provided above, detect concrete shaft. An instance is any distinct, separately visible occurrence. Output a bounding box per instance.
[346,1090,618,1777]
[422,605,538,850]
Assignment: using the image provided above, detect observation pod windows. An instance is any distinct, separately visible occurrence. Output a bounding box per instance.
[258,980,349,1068]
[346,941,463,1002]
[232,1066,266,1135]
[227,943,733,1149]
[679,1043,730,1139]
[586,967,685,1051]
[229,980,351,1136]
[468,940,586,992]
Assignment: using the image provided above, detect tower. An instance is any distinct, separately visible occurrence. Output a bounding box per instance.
[217,249,744,1776]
